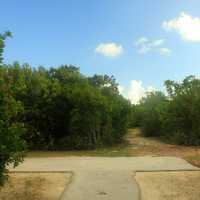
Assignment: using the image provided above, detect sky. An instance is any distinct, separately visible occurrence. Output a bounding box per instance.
[1,0,200,103]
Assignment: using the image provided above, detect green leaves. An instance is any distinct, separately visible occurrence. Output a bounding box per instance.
[0,64,130,150]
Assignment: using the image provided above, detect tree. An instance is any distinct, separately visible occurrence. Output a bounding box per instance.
[0,31,12,65]
[138,91,167,137]
[0,32,26,186]
[129,76,200,146]
[163,76,200,145]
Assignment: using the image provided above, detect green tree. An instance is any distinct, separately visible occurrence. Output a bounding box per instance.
[139,91,167,137]
[163,76,200,145]
[130,75,200,146]
[0,33,26,186]
[0,31,12,65]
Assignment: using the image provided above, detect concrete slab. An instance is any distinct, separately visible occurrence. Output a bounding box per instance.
[9,156,199,172]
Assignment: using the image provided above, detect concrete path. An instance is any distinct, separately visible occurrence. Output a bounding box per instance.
[9,156,199,200]
[60,170,140,200]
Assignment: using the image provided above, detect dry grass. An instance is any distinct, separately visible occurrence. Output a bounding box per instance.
[0,173,72,200]
[135,171,200,200]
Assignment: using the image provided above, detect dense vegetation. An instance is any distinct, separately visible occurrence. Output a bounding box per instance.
[130,76,200,146]
[1,65,130,150]
[0,33,130,150]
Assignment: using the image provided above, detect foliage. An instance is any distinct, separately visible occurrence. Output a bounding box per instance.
[133,91,167,137]
[0,31,12,65]
[162,76,200,145]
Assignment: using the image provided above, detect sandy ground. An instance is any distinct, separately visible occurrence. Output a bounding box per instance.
[0,173,72,200]
[135,171,200,200]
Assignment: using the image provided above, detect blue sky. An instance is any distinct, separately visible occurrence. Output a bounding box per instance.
[1,0,200,103]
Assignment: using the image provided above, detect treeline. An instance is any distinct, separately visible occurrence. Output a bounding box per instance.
[0,36,130,151]
[1,64,130,150]
[130,76,200,146]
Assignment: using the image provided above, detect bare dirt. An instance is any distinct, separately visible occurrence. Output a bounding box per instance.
[127,128,200,167]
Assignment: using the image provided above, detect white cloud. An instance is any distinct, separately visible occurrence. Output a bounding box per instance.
[135,37,149,45]
[138,45,151,54]
[95,43,123,57]
[126,80,155,104]
[151,39,165,47]
[146,86,156,93]
[127,80,145,104]
[118,85,124,94]
[163,12,200,42]
[159,47,171,56]
[135,37,171,56]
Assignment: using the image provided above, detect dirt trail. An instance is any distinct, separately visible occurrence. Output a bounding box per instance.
[126,128,200,167]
